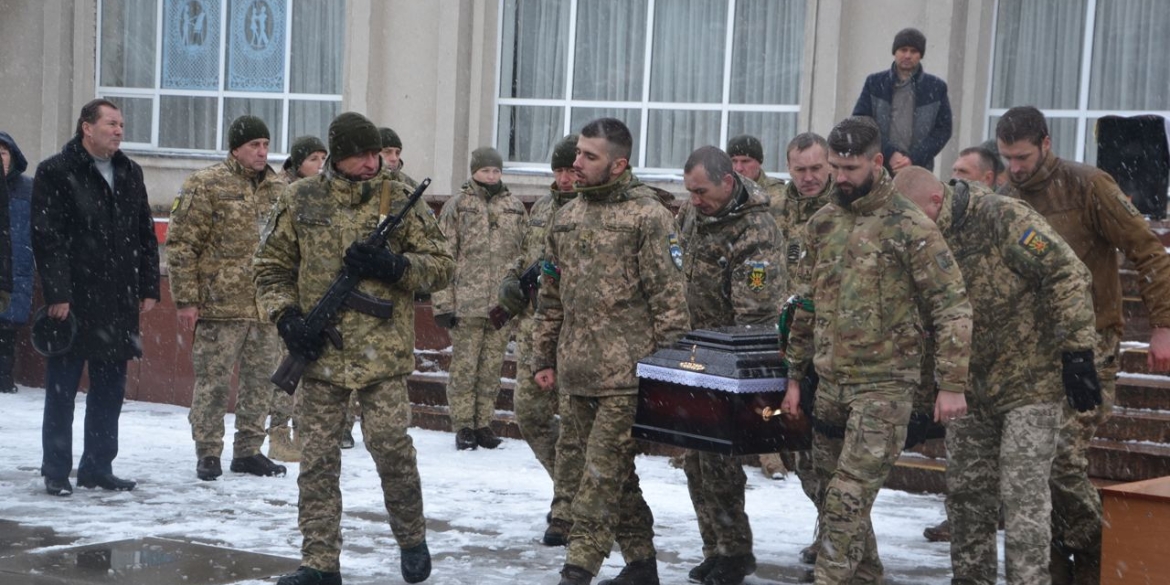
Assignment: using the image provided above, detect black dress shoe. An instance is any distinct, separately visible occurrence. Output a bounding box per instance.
[230,453,287,477]
[77,472,136,491]
[44,477,73,496]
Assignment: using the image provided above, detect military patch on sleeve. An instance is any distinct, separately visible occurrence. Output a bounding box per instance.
[935,250,955,272]
[746,261,768,292]
[668,232,683,270]
[170,195,181,214]
[1018,226,1052,257]
[1116,192,1142,217]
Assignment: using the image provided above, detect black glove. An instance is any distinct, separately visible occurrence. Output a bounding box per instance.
[1062,350,1101,412]
[344,242,410,283]
[277,308,326,362]
[434,312,459,329]
[904,412,933,450]
[497,274,527,316]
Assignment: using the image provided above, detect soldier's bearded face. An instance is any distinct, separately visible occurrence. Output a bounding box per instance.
[788,144,830,198]
[828,151,879,205]
[232,138,270,172]
[730,155,762,181]
[574,136,625,188]
[998,137,1050,185]
[334,151,382,181]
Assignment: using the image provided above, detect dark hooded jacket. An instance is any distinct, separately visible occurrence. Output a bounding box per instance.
[32,137,160,360]
[0,132,33,324]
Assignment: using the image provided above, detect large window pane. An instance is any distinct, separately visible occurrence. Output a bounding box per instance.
[100,0,157,88]
[573,0,647,101]
[645,110,720,169]
[727,111,799,173]
[161,0,222,90]
[288,100,340,151]
[990,0,1085,109]
[497,106,564,164]
[225,0,286,92]
[570,108,642,167]
[1089,0,1170,111]
[649,0,726,103]
[290,0,345,94]
[730,0,804,105]
[103,96,154,144]
[221,98,284,150]
[501,0,569,99]
[160,95,217,149]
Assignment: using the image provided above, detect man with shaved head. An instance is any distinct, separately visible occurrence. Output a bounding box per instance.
[894,166,1097,585]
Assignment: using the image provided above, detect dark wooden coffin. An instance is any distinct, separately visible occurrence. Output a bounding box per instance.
[633,326,812,455]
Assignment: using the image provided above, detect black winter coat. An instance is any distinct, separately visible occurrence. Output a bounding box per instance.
[32,137,160,360]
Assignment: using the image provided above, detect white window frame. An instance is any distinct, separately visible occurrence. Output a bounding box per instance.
[96,0,343,157]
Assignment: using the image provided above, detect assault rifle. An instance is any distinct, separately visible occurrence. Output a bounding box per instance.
[487,260,542,329]
[271,178,431,394]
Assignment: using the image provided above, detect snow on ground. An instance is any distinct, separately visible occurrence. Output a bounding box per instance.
[0,387,966,584]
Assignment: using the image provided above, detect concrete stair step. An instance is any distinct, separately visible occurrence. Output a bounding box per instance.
[1096,407,1170,443]
[1087,438,1170,483]
[1116,372,1170,411]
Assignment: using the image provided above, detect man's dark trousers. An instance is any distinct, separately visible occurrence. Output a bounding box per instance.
[41,356,128,480]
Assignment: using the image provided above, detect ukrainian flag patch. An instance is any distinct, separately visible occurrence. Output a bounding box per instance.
[1019,226,1052,257]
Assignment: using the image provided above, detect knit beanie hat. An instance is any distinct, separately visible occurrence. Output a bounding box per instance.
[551,134,578,170]
[228,115,270,151]
[284,135,327,172]
[379,127,403,150]
[726,135,764,164]
[892,27,926,57]
[470,146,504,173]
[328,112,382,162]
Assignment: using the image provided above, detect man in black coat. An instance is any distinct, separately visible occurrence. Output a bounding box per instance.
[32,98,160,496]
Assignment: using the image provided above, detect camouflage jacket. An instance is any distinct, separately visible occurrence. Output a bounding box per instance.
[786,169,972,393]
[942,181,1096,413]
[533,170,690,396]
[390,168,419,189]
[253,168,453,389]
[168,157,285,320]
[1003,151,1170,333]
[431,181,527,319]
[678,176,784,329]
[772,179,834,275]
[754,172,787,204]
[515,184,577,324]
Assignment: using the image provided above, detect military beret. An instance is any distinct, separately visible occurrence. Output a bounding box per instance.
[228,115,270,151]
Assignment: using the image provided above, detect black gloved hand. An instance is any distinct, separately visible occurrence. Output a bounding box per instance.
[344,242,410,283]
[277,308,326,362]
[497,273,527,316]
[1062,350,1101,412]
[433,312,459,329]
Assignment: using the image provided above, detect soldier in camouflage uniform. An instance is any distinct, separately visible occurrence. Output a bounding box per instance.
[432,147,527,450]
[379,126,420,189]
[677,146,783,585]
[497,134,584,547]
[896,166,1098,585]
[533,118,689,585]
[168,115,288,481]
[779,117,972,585]
[255,112,453,585]
[996,107,1170,584]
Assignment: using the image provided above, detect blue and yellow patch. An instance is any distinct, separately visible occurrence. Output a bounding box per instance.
[747,261,768,292]
[1019,226,1052,257]
[668,232,683,270]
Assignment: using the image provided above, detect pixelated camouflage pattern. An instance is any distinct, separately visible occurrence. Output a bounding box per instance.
[269,387,295,428]
[168,157,286,320]
[683,451,751,558]
[785,169,972,394]
[390,168,419,190]
[753,172,786,204]
[772,179,834,276]
[296,375,425,572]
[253,168,454,390]
[431,180,527,319]
[445,316,509,430]
[947,402,1062,585]
[532,170,690,396]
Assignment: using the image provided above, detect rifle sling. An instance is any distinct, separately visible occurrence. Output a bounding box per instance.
[343,289,395,319]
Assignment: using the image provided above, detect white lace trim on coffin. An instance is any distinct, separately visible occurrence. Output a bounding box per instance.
[636,363,786,394]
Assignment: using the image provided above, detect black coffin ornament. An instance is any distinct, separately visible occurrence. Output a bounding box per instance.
[633,326,812,455]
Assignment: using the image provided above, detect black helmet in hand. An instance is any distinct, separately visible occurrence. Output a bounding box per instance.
[31,306,78,357]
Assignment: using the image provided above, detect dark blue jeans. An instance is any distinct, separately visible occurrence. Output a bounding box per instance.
[41,357,128,480]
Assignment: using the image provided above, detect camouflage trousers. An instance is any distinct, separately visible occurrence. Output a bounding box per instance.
[1050,329,1119,575]
[269,389,295,428]
[297,375,425,573]
[514,317,583,522]
[812,380,912,585]
[683,450,752,558]
[780,450,820,509]
[565,394,656,575]
[947,401,1062,585]
[446,317,509,430]
[188,320,280,459]
[343,391,361,432]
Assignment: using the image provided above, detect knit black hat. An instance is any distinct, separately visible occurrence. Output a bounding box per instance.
[470,146,504,173]
[726,135,764,164]
[328,112,382,162]
[379,127,402,150]
[551,134,578,170]
[892,27,926,57]
[228,115,270,151]
[284,135,327,173]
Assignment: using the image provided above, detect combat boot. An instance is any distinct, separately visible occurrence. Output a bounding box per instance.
[340,431,355,450]
[230,453,287,477]
[923,519,951,542]
[276,566,342,585]
[474,426,501,449]
[542,518,572,547]
[400,540,431,583]
[688,556,719,583]
[799,541,818,564]
[455,428,477,450]
[196,456,222,481]
[704,553,755,585]
[758,453,788,479]
[267,426,301,462]
[597,557,658,585]
[558,564,593,585]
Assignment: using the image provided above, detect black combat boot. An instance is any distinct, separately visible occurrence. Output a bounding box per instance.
[474,426,501,449]
[799,540,818,564]
[542,518,572,547]
[77,472,136,491]
[276,566,342,585]
[230,453,287,477]
[597,557,658,585]
[704,553,755,585]
[340,431,355,450]
[400,540,431,583]
[688,556,719,583]
[44,476,73,496]
[455,428,477,450]
[558,564,593,585]
[196,456,222,481]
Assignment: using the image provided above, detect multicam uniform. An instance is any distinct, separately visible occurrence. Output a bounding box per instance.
[1003,151,1170,578]
[167,157,286,462]
[678,177,783,565]
[785,170,972,584]
[252,168,453,573]
[533,170,690,575]
[432,180,527,433]
[936,181,1096,585]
